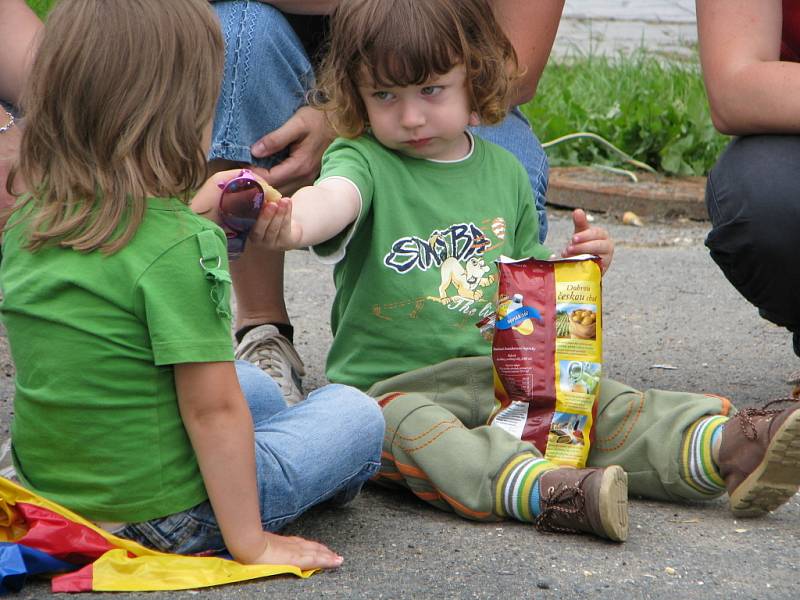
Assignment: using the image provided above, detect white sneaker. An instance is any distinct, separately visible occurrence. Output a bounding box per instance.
[235,324,306,405]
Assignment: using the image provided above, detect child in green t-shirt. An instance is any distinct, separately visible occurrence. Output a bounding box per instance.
[0,0,383,570]
[245,0,800,542]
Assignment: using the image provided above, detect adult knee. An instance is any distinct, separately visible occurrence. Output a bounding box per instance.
[705,135,800,324]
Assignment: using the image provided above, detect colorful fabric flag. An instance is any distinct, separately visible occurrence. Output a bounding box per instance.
[0,477,313,593]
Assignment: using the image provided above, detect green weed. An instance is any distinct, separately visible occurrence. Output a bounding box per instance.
[521,51,729,176]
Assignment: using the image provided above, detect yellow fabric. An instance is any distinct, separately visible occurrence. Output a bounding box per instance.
[0,477,314,591]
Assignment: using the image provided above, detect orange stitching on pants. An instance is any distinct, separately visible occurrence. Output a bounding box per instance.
[595,392,639,442]
[594,393,645,452]
[395,423,465,453]
[385,418,463,442]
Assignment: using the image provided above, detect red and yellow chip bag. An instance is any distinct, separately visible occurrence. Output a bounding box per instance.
[486,255,602,468]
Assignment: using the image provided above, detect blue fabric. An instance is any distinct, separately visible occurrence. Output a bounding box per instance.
[0,543,76,594]
[209,1,314,169]
[472,107,550,242]
[116,361,384,555]
[209,1,550,242]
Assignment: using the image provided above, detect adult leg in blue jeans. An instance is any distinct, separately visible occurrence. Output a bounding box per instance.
[208,1,326,404]
[472,107,550,241]
[705,134,800,356]
[117,361,384,555]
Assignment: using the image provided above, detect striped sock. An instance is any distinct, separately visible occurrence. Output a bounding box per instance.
[495,453,558,522]
[682,415,728,495]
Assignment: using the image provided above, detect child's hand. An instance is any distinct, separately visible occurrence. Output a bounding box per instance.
[248,196,304,251]
[247,532,343,570]
[561,209,614,273]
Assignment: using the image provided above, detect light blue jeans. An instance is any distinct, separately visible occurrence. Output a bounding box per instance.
[209,0,550,241]
[117,361,384,554]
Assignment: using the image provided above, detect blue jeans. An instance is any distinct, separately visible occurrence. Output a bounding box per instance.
[209,0,550,242]
[117,361,384,554]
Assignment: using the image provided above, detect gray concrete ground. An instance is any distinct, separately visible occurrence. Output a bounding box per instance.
[556,0,697,58]
[2,208,799,599]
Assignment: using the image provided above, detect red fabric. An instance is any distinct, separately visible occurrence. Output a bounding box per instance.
[781,0,800,61]
[16,503,115,564]
[51,564,95,593]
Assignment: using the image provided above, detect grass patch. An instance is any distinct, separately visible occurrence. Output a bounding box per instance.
[520,51,729,177]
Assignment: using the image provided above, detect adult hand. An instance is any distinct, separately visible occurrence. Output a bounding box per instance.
[249,531,343,570]
[250,106,335,196]
[560,209,614,273]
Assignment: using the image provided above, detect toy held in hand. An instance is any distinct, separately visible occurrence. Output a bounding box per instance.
[218,169,281,258]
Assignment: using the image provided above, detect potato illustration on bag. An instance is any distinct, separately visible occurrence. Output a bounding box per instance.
[568,308,597,340]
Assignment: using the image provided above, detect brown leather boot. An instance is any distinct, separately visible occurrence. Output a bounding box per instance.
[535,465,628,542]
[717,398,800,517]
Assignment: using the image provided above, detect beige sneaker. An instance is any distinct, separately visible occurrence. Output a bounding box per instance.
[235,324,306,405]
[535,465,629,542]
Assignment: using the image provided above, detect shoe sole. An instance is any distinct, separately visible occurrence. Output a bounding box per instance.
[729,409,800,517]
[598,465,629,542]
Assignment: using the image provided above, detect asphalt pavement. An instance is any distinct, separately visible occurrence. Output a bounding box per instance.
[1,208,799,599]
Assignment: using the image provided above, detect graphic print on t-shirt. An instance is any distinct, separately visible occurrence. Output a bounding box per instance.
[375,218,508,326]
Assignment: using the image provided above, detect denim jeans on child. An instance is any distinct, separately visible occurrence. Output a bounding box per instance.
[117,361,384,554]
[209,0,550,241]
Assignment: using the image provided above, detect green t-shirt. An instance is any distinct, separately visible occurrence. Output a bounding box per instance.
[0,197,234,522]
[26,0,55,20]
[313,133,551,391]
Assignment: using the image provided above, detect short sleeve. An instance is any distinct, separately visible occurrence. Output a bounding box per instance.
[311,138,375,261]
[136,232,234,365]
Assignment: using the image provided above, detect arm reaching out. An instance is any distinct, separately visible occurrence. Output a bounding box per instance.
[560,209,614,274]
[174,361,344,569]
[248,178,361,250]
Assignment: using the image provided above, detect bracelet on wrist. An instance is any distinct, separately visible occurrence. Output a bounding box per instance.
[0,109,15,134]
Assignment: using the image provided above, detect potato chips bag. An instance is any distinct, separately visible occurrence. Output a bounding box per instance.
[486,255,602,468]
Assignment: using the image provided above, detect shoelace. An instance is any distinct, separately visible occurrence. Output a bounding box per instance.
[732,397,799,441]
[251,342,285,376]
[534,483,586,534]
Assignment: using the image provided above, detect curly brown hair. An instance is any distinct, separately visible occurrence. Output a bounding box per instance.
[313,0,520,138]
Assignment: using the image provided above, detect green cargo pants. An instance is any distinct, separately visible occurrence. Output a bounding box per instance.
[368,356,733,522]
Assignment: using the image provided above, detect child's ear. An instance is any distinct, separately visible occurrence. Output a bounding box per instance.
[468,112,480,127]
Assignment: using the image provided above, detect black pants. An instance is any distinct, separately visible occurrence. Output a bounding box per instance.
[705,135,800,355]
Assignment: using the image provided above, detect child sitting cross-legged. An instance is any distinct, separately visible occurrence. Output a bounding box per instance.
[0,0,383,570]
[245,0,800,542]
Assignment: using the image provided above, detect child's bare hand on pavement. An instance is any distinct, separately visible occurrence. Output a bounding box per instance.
[561,208,614,273]
[249,532,343,571]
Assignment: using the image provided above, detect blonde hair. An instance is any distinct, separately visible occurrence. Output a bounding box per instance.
[313,0,519,138]
[6,0,224,254]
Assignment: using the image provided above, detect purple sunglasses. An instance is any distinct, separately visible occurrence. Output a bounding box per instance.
[218,169,266,258]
